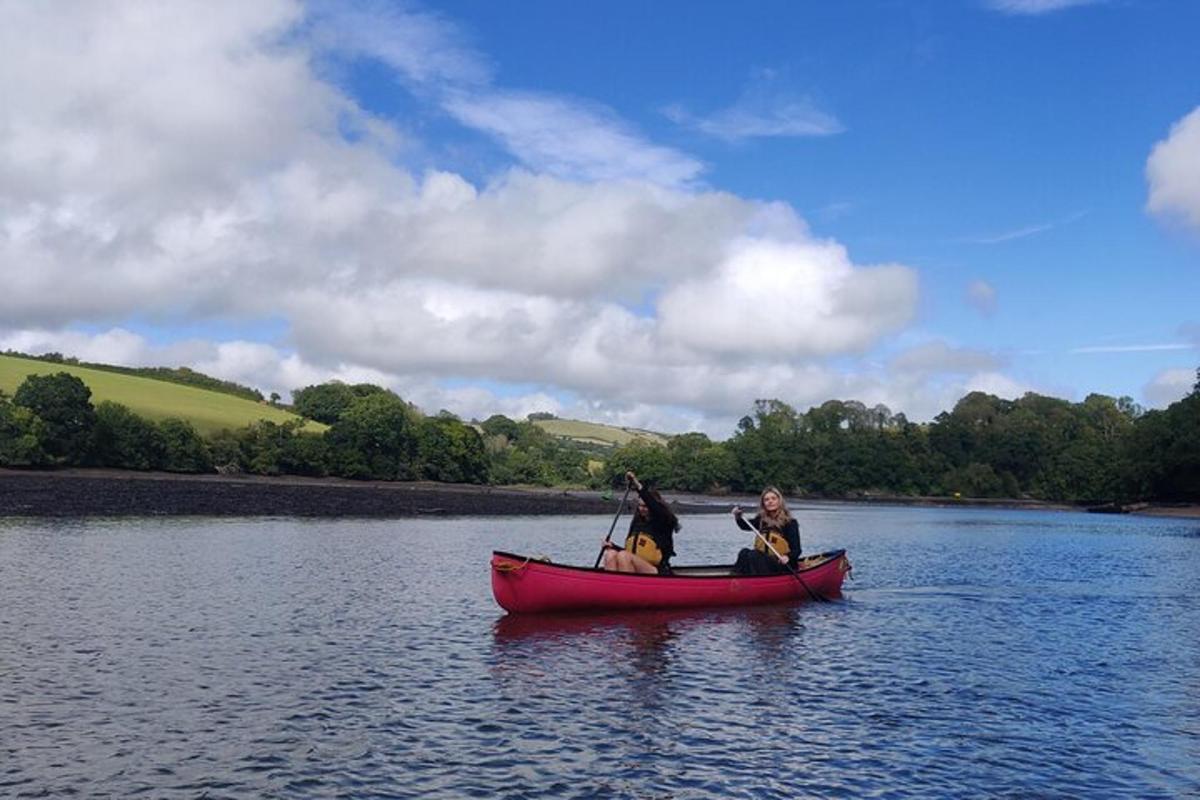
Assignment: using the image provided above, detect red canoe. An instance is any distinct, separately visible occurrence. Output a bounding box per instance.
[491,549,851,614]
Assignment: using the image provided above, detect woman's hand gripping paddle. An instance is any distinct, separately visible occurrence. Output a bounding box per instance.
[594,482,633,569]
[740,513,825,603]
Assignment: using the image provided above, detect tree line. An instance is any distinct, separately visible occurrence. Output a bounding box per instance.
[604,381,1199,504]
[1,370,1197,505]
[0,373,561,485]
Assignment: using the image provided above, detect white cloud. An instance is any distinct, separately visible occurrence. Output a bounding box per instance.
[984,0,1099,14]
[2,1,1004,435]
[2,321,1045,434]
[1147,106,1200,230]
[1144,367,1195,408]
[966,280,997,316]
[1070,343,1191,354]
[960,211,1086,244]
[311,0,491,89]
[443,91,704,186]
[386,170,745,297]
[963,371,1032,399]
[318,3,702,188]
[657,238,917,358]
[965,221,1055,244]
[665,70,842,142]
[878,342,1026,420]
[890,342,1002,375]
[0,328,155,367]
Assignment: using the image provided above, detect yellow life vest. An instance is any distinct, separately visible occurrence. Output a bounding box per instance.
[624,531,664,567]
[753,530,790,559]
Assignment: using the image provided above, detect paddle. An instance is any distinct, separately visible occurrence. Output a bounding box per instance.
[594,482,633,569]
[737,511,825,603]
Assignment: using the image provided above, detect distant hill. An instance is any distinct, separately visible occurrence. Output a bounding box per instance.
[0,354,322,436]
[532,417,668,448]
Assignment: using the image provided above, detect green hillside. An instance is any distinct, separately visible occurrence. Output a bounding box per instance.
[0,354,322,436]
[533,418,668,448]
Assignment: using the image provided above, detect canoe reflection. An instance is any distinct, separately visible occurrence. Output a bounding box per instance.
[492,603,803,644]
[488,605,814,709]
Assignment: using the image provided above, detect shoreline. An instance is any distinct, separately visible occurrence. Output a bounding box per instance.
[2,468,1197,519]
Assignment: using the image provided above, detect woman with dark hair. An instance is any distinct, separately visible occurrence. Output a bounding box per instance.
[601,470,680,574]
[731,486,801,576]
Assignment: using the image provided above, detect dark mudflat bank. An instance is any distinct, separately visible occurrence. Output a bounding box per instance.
[2,468,1196,519]
[0,469,606,518]
[0,468,727,518]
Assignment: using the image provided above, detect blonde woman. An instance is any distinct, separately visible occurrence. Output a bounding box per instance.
[731,486,801,576]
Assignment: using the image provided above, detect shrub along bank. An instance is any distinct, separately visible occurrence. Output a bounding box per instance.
[1,370,1198,505]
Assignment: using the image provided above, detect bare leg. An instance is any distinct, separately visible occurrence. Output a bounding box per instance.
[615,550,658,574]
[602,548,620,571]
[609,551,633,572]
[627,553,660,574]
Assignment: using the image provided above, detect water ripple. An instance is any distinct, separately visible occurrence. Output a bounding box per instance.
[1,512,1198,798]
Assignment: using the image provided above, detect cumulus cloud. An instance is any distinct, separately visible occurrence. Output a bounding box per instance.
[1147,106,1200,230]
[1143,367,1195,408]
[962,371,1032,400]
[658,238,917,358]
[984,0,1099,14]
[1,1,997,434]
[877,341,1026,420]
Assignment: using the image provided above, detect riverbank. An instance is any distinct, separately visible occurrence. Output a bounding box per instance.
[2,468,1196,518]
[0,468,624,517]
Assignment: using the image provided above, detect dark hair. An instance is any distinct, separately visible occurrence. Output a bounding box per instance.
[643,487,681,532]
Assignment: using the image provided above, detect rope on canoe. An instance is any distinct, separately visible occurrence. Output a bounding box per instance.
[493,555,551,572]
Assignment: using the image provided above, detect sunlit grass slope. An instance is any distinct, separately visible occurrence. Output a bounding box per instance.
[534,418,668,447]
[0,355,323,436]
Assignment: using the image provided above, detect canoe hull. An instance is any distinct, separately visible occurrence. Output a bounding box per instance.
[491,549,850,614]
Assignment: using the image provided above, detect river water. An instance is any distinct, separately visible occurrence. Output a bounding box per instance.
[2,505,1198,798]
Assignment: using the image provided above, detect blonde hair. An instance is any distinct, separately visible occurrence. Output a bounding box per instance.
[758,486,792,527]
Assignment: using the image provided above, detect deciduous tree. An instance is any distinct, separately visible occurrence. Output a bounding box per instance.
[13,372,96,465]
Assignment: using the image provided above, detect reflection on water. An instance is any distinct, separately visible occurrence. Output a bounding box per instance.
[492,603,803,644]
[1,509,1198,798]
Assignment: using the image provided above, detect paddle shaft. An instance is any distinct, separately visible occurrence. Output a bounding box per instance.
[742,516,825,602]
[594,483,633,569]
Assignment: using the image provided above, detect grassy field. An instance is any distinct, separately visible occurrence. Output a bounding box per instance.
[0,354,322,436]
[534,418,668,447]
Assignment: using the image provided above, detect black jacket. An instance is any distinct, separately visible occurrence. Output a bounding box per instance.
[735,513,801,569]
[626,486,677,569]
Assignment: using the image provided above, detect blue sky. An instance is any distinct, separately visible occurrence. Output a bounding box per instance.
[1,0,1197,435]
[408,0,1198,398]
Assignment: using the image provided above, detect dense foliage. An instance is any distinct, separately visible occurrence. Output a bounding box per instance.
[601,381,1199,505]
[12,373,97,465]
[291,382,389,425]
[480,414,593,486]
[1,371,1197,506]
